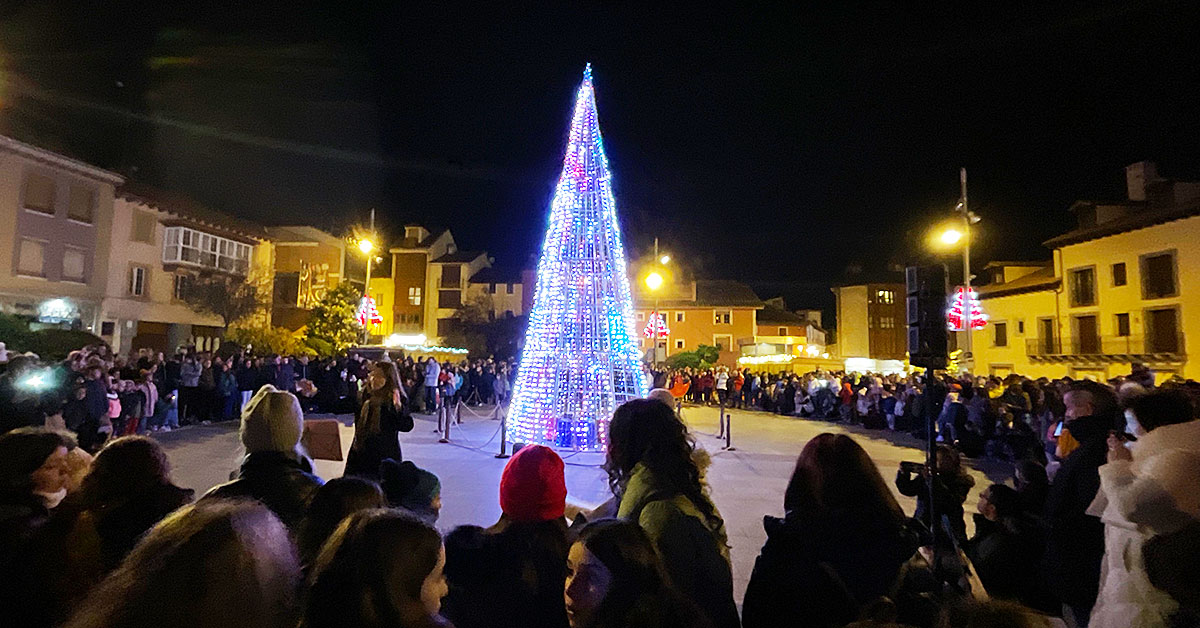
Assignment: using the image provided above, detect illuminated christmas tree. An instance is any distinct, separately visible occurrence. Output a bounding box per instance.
[507,64,648,451]
[643,311,670,339]
[946,287,987,331]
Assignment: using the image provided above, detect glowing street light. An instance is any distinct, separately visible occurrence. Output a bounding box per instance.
[659,254,671,265]
[939,228,964,246]
[358,238,376,255]
[644,271,664,291]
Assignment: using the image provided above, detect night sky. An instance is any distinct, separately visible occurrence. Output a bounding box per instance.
[3,2,1199,311]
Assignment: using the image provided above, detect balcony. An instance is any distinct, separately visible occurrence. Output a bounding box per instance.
[1026,335,1185,363]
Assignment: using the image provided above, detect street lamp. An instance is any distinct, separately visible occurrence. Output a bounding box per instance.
[644,271,664,291]
[930,169,981,372]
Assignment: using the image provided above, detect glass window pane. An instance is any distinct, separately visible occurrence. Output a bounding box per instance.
[17,239,45,276]
[67,185,95,223]
[62,248,86,281]
[23,174,55,213]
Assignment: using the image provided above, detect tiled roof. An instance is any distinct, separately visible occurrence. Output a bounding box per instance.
[432,250,487,263]
[1043,201,1200,248]
[469,267,524,284]
[118,182,269,241]
[976,266,1060,299]
[638,280,764,309]
[755,306,808,325]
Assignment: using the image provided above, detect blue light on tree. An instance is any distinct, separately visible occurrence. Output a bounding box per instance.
[507,64,649,451]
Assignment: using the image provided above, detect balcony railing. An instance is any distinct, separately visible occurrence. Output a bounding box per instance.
[1026,335,1184,360]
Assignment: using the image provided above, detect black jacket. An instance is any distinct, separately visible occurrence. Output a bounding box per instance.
[1040,413,1109,610]
[965,513,1045,606]
[344,398,412,479]
[742,510,919,628]
[202,451,323,529]
[895,468,975,544]
[442,522,569,628]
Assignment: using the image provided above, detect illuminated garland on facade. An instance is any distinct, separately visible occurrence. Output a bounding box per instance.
[507,64,648,451]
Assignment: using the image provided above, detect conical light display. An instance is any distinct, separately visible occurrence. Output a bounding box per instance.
[507,64,648,451]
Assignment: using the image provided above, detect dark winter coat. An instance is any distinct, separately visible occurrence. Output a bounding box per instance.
[965,513,1045,606]
[1041,413,1110,611]
[202,450,323,529]
[895,468,975,544]
[742,509,919,628]
[344,397,412,479]
[236,365,257,391]
[442,521,570,628]
[274,362,295,391]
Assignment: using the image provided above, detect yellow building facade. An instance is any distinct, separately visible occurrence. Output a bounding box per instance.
[972,163,1199,381]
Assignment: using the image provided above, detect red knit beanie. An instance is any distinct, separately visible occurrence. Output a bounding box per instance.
[499,445,567,522]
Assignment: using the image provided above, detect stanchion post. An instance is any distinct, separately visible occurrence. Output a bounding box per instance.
[724,406,735,451]
[717,399,726,439]
[439,401,451,443]
[495,403,511,459]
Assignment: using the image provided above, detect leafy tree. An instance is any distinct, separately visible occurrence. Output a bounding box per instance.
[306,282,362,354]
[443,294,490,357]
[179,272,270,329]
[227,325,313,357]
[665,344,721,370]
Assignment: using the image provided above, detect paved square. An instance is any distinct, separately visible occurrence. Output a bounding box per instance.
[155,404,1005,602]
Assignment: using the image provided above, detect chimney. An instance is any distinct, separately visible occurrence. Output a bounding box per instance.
[1125,161,1158,202]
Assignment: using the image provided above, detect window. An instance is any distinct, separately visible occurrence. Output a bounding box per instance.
[16,239,46,277]
[100,321,115,336]
[876,289,895,304]
[778,326,788,335]
[713,334,733,351]
[1112,262,1127,287]
[407,286,422,306]
[714,310,732,325]
[1069,267,1096,307]
[162,226,250,275]
[1017,320,1025,335]
[506,283,514,294]
[437,318,457,337]
[67,185,95,223]
[504,310,513,318]
[674,311,684,323]
[1141,252,1177,299]
[131,211,156,243]
[62,247,86,282]
[129,266,147,296]
[877,316,896,329]
[993,322,1008,347]
[1116,313,1131,337]
[488,283,497,294]
[438,290,461,309]
[173,274,193,300]
[23,173,55,214]
[441,264,461,288]
[675,339,685,349]
[637,311,645,321]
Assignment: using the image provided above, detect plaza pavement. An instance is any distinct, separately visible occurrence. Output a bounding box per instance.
[154,403,1009,603]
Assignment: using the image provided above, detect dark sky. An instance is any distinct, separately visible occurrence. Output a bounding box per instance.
[3,2,1199,310]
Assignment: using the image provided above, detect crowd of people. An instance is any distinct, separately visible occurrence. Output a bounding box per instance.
[1,341,1198,627]
[0,343,514,456]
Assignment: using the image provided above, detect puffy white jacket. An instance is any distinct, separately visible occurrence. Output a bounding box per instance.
[1088,419,1200,628]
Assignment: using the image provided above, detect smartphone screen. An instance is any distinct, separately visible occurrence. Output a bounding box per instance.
[1054,422,1064,437]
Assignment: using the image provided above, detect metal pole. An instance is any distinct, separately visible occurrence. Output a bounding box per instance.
[959,169,972,373]
[439,399,451,443]
[723,401,735,451]
[361,208,375,345]
[496,403,510,458]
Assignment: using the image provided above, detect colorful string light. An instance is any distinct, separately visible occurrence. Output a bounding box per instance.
[507,64,649,451]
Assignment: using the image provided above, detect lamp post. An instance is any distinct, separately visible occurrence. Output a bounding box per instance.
[644,237,673,363]
[936,169,981,373]
[358,208,378,345]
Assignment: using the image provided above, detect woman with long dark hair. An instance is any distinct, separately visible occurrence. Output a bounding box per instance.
[303,509,449,628]
[565,519,709,628]
[296,477,387,570]
[742,433,920,628]
[603,399,738,628]
[345,362,413,479]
